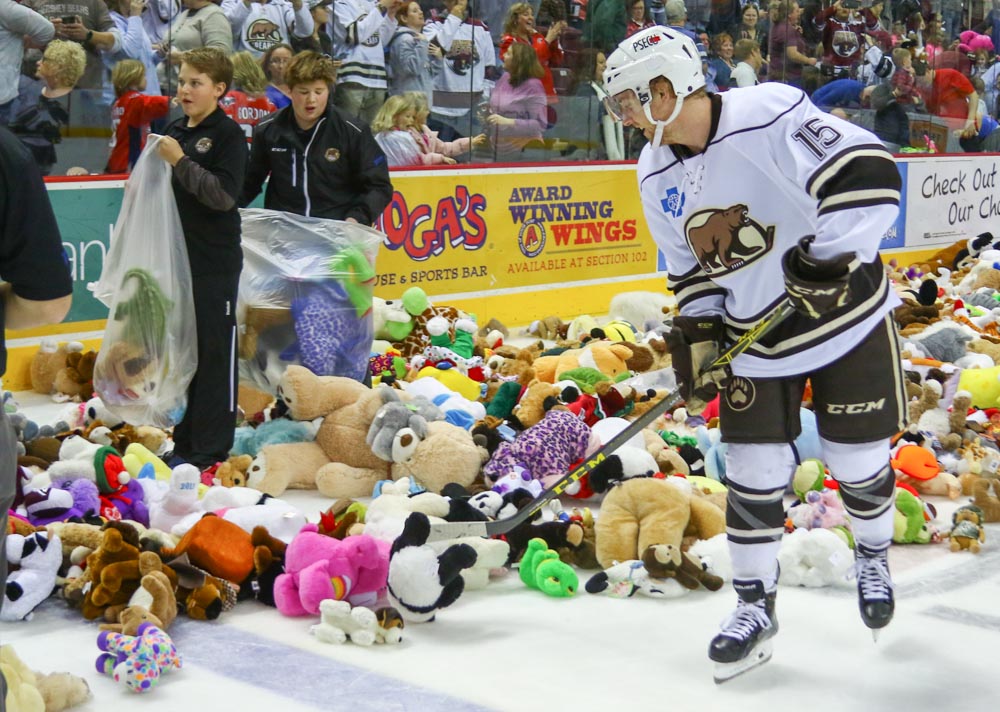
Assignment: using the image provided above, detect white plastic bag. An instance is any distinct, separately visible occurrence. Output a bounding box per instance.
[90,136,198,428]
[238,208,382,392]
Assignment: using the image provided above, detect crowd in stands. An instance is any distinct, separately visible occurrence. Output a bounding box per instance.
[2,0,999,175]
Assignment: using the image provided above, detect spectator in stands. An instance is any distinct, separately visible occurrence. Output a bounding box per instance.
[157,47,248,471]
[890,46,920,106]
[142,0,180,45]
[224,0,314,59]
[261,42,293,108]
[388,1,442,98]
[769,0,818,88]
[536,0,566,27]
[331,0,402,125]
[869,83,911,148]
[813,0,878,82]
[913,61,980,151]
[665,0,708,58]
[759,0,782,64]
[978,47,1000,116]
[221,50,277,142]
[731,37,763,86]
[27,0,121,92]
[0,0,53,124]
[709,33,737,89]
[406,90,484,161]
[567,47,623,159]
[241,51,393,223]
[625,0,653,38]
[584,0,626,54]
[734,3,763,52]
[686,0,712,34]
[707,0,741,35]
[427,0,496,140]
[923,13,945,61]
[291,0,333,55]
[104,0,161,101]
[810,76,865,108]
[157,0,233,94]
[372,93,429,165]
[482,41,546,161]
[106,58,168,172]
[8,40,86,175]
[975,0,1000,57]
[502,3,565,99]
[969,75,1000,148]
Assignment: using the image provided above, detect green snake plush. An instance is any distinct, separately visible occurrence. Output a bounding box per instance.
[112,268,174,349]
[519,538,578,597]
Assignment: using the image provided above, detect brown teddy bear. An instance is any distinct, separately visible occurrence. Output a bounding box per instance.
[30,339,81,395]
[99,552,178,634]
[214,454,253,487]
[590,447,726,571]
[65,524,146,621]
[641,543,724,591]
[249,366,485,498]
[53,349,97,401]
[532,342,634,383]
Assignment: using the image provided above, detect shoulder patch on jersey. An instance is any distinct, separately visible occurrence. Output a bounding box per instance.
[684,204,775,277]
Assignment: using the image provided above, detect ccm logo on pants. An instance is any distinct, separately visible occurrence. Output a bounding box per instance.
[826,399,885,414]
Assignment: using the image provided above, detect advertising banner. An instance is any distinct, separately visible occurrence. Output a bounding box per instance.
[902,155,1000,248]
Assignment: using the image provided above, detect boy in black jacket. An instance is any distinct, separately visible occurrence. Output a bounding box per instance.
[157,48,248,469]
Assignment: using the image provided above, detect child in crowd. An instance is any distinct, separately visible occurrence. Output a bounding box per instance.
[155,47,248,470]
[106,60,170,174]
[970,76,1000,142]
[405,92,485,163]
[221,51,277,144]
[890,47,920,106]
[372,94,427,167]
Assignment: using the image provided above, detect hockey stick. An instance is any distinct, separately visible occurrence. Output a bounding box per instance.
[424,299,796,542]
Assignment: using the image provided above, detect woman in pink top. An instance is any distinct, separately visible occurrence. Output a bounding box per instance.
[483,42,547,162]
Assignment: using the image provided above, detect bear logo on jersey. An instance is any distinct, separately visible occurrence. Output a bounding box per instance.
[684,204,775,276]
[725,375,755,411]
[195,138,213,154]
[246,19,281,53]
[325,148,340,162]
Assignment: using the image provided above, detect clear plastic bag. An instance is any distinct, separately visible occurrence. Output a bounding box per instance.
[90,136,198,428]
[238,208,382,392]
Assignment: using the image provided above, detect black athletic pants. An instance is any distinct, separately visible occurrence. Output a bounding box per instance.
[172,270,240,468]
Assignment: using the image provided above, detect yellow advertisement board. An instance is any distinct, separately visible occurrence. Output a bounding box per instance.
[373,164,662,297]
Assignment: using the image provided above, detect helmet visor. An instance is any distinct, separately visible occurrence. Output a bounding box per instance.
[604,89,643,123]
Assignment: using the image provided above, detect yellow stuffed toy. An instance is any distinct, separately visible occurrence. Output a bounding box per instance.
[532,342,634,383]
[0,645,91,712]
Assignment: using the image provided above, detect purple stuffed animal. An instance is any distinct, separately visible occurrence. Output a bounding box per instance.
[483,410,593,489]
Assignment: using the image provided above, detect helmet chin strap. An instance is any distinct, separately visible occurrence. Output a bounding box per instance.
[644,94,684,147]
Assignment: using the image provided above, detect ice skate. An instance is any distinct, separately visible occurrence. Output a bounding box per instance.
[853,543,894,641]
[709,580,777,684]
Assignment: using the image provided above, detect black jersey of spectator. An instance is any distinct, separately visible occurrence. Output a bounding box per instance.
[165,107,248,276]
[0,125,72,373]
[240,102,392,224]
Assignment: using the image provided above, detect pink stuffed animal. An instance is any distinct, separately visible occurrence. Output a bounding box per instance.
[790,489,849,531]
[273,525,390,616]
[959,30,994,55]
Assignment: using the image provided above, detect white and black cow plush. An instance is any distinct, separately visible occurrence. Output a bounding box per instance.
[386,512,477,623]
[2,530,62,622]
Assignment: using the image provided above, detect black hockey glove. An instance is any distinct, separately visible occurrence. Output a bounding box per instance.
[665,315,730,416]
[781,235,858,319]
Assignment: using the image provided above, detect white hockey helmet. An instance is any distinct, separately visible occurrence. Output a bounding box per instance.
[602,25,705,132]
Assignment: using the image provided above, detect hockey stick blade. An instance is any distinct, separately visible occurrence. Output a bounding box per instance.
[424,300,795,543]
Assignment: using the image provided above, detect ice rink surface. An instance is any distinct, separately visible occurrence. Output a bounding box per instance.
[2,392,994,712]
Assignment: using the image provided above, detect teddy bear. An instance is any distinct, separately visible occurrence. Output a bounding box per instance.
[526,315,566,341]
[1,530,63,622]
[53,349,97,402]
[640,543,725,591]
[97,549,178,634]
[310,599,405,646]
[214,454,253,487]
[62,524,148,620]
[532,341,634,384]
[589,446,727,570]
[95,622,182,693]
[249,366,485,498]
[949,504,986,552]
[273,525,390,615]
[0,645,91,712]
[30,338,83,395]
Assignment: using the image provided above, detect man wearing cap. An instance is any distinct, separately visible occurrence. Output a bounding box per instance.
[223,0,315,58]
[813,0,880,81]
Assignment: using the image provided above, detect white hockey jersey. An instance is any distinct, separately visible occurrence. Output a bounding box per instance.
[223,0,314,58]
[428,14,495,117]
[638,83,902,378]
[332,0,397,89]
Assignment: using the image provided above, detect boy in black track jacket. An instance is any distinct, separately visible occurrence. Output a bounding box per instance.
[157,47,248,469]
[240,51,393,223]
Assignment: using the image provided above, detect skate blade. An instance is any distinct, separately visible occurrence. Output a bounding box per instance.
[713,641,773,684]
[871,628,881,643]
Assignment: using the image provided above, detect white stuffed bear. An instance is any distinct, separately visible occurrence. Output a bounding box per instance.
[777,527,855,588]
[310,599,404,646]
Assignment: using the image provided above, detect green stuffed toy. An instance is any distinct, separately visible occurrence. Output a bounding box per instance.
[327,248,376,318]
[792,459,827,502]
[519,538,578,597]
[893,487,935,544]
[113,268,173,348]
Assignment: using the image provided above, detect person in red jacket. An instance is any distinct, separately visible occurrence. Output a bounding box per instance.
[500,2,566,100]
[106,59,170,174]
[914,62,982,151]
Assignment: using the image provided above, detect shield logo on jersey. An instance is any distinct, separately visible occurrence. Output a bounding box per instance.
[684,204,775,276]
[325,148,340,162]
[661,186,685,218]
[195,138,213,154]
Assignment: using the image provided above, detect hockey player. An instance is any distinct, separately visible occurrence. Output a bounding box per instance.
[603,26,905,682]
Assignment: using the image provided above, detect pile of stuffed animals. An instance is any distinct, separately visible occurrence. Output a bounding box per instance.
[10,233,1000,709]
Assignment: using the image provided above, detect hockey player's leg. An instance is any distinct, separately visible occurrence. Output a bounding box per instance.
[823,437,896,635]
[710,443,791,682]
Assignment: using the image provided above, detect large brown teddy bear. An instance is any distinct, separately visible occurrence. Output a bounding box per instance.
[248,366,486,498]
[590,447,726,570]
